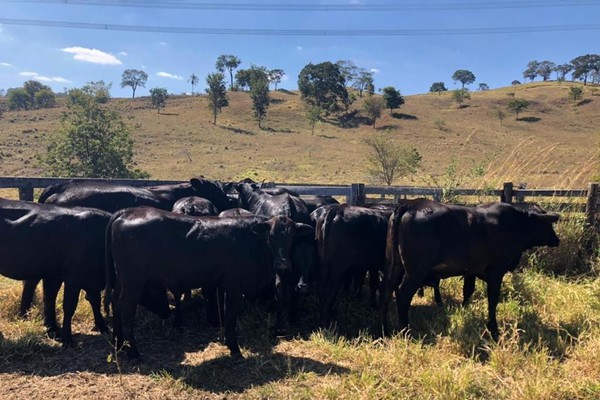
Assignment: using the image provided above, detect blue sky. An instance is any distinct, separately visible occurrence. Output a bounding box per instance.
[1,1,599,97]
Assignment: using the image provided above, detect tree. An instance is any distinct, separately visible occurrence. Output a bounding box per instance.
[298,62,348,113]
[235,65,268,92]
[554,63,572,81]
[365,81,375,97]
[365,134,422,186]
[382,86,404,114]
[353,69,374,97]
[188,73,199,95]
[268,69,285,90]
[215,54,242,90]
[495,109,506,125]
[121,69,148,98]
[363,96,385,128]
[34,88,56,108]
[537,61,556,81]
[150,87,168,113]
[8,88,30,110]
[306,106,322,135]
[570,54,600,85]
[82,80,111,103]
[429,81,447,95]
[451,88,471,108]
[523,60,540,82]
[451,69,476,88]
[511,80,521,85]
[569,86,584,103]
[23,80,49,108]
[507,98,529,120]
[478,83,490,91]
[335,59,359,86]
[248,73,270,128]
[40,91,148,178]
[205,72,229,124]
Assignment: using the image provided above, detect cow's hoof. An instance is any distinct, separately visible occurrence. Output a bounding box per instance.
[46,327,62,341]
[61,339,75,348]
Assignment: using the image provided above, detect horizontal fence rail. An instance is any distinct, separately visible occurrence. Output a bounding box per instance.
[0,177,597,226]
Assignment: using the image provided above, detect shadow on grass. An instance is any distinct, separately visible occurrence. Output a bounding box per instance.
[334,110,372,128]
[391,112,418,120]
[317,134,337,139]
[576,98,592,106]
[276,89,297,95]
[270,98,285,104]
[517,116,541,123]
[158,112,180,116]
[222,126,256,135]
[375,124,399,131]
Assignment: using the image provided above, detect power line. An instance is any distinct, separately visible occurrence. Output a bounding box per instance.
[4,0,600,12]
[2,17,600,36]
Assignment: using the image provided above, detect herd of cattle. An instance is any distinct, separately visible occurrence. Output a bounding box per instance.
[0,176,560,359]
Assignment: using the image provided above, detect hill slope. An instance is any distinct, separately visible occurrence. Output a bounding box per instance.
[0,81,598,188]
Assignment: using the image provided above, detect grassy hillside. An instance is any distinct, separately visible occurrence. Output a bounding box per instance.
[0,81,598,189]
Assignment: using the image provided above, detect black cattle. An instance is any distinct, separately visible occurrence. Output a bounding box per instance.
[235,182,311,225]
[40,176,231,213]
[316,204,393,326]
[0,198,111,345]
[302,195,340,213]
[105,208,312,358]
[172,196,218,217]
[218,208,254,217]
[379,199,560,338]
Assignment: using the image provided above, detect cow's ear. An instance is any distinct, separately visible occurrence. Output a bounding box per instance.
[222,182,234,193]
[294,223,315,240]
[190,177,206,190]
[539,212,560,224]
[251,222,270,236]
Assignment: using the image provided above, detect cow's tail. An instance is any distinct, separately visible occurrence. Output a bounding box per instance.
[318,206,339,282]
[104,209,126,315]
[37,181,68,203]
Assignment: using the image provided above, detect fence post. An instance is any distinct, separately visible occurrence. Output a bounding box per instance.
[433,189,442,202]
[18,187,34,201]
[350,183,365,206]
[515,182,527,204]
[585,182,599,227]
[501,182,513,204]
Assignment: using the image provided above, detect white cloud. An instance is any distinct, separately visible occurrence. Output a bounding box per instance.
[157,71,183,80]
[296,46,303,51]
[281,74,289,81]
[118,51,128,56]
[1,62,13,67]
[159,41,168,46]
[370,68,380,74]
[19,71,71,83]
[61,46,122,65]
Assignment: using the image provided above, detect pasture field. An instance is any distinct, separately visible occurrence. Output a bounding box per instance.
[0,81,598,189]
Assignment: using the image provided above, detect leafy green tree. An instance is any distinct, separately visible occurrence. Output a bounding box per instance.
[569,86,584,103]
[365,133,422,186]
[363,96,385,128]
[478,83,490,91]
[82,80,111,103]
[205,72,229,124]
[306,106,322,135]
[537,61,556,81]
[298,61,348,113]
[248,73,270,128]
[495,109,506,125]
[452,88,471,108]
[429,81,447,95]
[382,86,404,114]
[34,88,56,108]
[335,59,359,86]
[8,88,30,110]
[523,60,540,82]
[451,69,476,88]
[150,87,168,113]
[570,54,600,85]
[554,63,572,81]
[23,80,49,108]
[40,92,148,178]
[216,54,242,90]
[188,73,199,95]
[235,65,269,92]
[268,69,285,90]
[353,69,374,97]
[121,69,148,98]
[507,98,529,120]
[511,80,521,85]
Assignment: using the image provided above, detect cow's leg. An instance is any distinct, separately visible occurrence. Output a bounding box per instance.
[224,291,243,359]
[61,283,81,347]
[85,290,108,334]
[368,267,380,307]
[173,290,184,328]
[379,262,403,336]
[432,278,443,307]
[42,277,62,339]
[19,279,40,318]
[462,275,476,306]
[395,273,424,332]
[485,272,504,340]
[353,269,366,298]
[205,287,224,328]
[119,295,141,359]
[274,276,287,335]
[320,278,342,328]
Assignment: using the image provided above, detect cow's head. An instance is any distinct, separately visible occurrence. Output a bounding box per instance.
[527,205,560,248]
[189,176,231,212]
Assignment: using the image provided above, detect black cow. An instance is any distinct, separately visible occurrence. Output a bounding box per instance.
[218,208,254,217]
[379,199,560,338]
[235,182,311,225]
[105,208,312,358]
[0,198,111,345]
[315,204,393,326]
[301,195,340,213]
[172,196,218,216]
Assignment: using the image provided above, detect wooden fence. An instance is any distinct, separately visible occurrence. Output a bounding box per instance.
[0,177,598,226]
